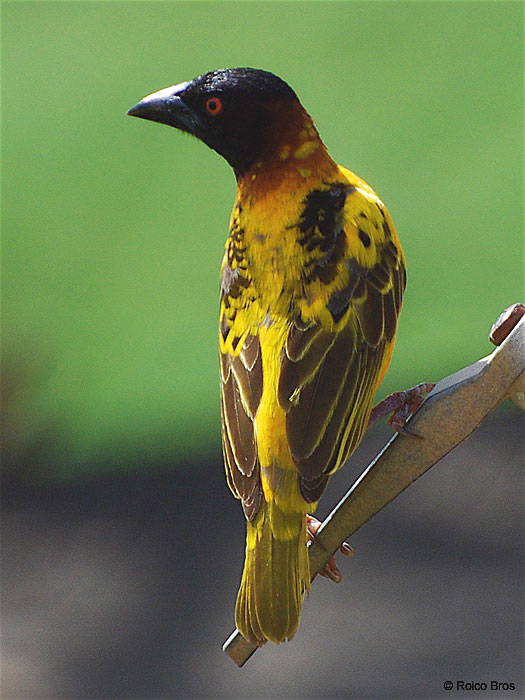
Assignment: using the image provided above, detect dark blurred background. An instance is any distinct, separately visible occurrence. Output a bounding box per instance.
[2,2,523,698]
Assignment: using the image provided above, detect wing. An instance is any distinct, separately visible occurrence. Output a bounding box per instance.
[220,332,263,520]
[279,186,406,503]
[219,232,264,520]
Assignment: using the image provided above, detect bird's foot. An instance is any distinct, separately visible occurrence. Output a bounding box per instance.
[369,382,435,438]
[306,514,353,583]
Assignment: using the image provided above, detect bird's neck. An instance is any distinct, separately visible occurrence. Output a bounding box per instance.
[236,105,339,203]
[226,109,344,316]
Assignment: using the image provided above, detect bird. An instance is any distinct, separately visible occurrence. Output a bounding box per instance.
[128,67,406,645]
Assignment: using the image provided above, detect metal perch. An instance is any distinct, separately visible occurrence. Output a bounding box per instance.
[223,307,525,667]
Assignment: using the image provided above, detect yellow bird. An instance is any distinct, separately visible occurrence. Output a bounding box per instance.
[128,68,407,645]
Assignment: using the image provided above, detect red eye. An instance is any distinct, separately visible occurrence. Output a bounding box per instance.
[205,97,223,115]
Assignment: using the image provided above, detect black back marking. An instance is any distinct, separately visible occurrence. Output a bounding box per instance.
[358,229,371,248]
[326,260,364,323]
[297,183,353,284]
[298,184,350,240]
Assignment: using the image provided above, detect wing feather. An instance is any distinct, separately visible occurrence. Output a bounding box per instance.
[382,288,397,342]
[298,339,362,487]
[284,323,355,467]
[220,333,263,520]
[285,321,322,361]
[278,329,336,410]
[230,335,263,418]
[222,368,257,476]
[355,284,385,347]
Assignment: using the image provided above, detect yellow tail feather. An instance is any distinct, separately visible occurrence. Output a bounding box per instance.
[235,501,309,644]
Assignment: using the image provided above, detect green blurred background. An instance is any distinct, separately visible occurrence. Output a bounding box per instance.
[2,1,522,479]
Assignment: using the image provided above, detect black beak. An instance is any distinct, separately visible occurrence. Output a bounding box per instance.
[127,82,198,133]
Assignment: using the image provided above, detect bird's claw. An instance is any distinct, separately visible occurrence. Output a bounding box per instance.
[369,382,435,437]
[306,515,353,583]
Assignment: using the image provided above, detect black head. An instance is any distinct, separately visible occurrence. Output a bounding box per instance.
[127,68,300,176]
